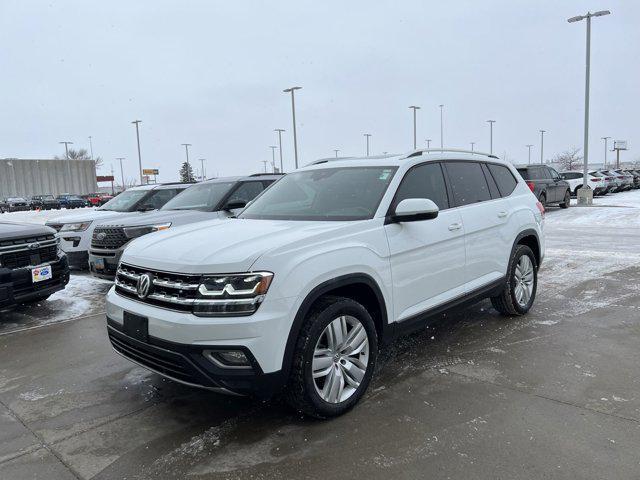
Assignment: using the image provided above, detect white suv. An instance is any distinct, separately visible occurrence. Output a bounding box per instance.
[106,150,545,417]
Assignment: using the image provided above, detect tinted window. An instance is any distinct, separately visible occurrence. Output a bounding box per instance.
[481,164,500,199]
[444,161,491,207]
[226,182,265,205]
[547,167,560,179]
[240,167,397,221]
[161,182,235,211]
[393,162,449,210]
[488,164,518,196]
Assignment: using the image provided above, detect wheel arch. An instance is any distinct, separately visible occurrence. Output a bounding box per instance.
[513,229,541,268]
[281,273,389,379]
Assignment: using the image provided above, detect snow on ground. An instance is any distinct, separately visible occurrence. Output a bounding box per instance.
[0,206,97,225]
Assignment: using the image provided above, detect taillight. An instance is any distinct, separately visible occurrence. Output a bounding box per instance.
[618,176,624,180]
[536,201,545,218]
[590,178,599,182]
[526,181,535,192]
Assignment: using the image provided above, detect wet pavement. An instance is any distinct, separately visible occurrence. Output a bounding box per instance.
[1,200,640,479]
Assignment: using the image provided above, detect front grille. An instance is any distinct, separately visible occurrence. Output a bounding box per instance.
[0,235,58,269]
[92,227,128,250]
[115,264,201,312]
[108,328,206,385]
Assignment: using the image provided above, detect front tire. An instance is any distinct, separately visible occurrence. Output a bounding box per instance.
[491,244,538,316]
[559,190,571,208]
[285,295,378,418]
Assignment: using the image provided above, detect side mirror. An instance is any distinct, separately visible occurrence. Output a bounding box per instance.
[390,198,439,223]
[224,200,247,211]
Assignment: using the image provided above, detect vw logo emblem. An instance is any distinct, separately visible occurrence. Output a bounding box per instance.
[96,232,107,241]
[136,273,153,299]
[28,242,40,250]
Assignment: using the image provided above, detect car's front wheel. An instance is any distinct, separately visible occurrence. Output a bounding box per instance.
[559,190,571,208]
[491,244,537,316]
[286,295,378,418]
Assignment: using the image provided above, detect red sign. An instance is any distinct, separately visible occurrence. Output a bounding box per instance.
[96,175,115,182]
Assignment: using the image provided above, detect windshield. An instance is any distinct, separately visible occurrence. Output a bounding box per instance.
[99,189,149,211]
[161,182,234,211]
[8,197,26,202]
[239,167,397,221]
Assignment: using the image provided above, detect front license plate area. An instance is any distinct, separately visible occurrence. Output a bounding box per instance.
[93,257,105,270]
[123,311,148,342]
[31,265,52,283]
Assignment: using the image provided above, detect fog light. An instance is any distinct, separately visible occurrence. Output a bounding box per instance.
[203,349,251,369]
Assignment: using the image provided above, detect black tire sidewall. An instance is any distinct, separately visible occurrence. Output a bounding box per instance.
[507,245,538,315]
[300,299,378,417]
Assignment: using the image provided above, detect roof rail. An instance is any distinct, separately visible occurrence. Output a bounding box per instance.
[308,153,399,166]
[406,148,498,159]
[248,173,285,177]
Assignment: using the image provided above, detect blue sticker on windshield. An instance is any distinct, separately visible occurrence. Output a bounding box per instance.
[379,170,392,180]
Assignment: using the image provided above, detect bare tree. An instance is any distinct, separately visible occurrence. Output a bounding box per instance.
[55,147,104,169]
[552,147,583,171]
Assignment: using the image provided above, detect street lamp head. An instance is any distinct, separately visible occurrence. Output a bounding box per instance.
[593,10,611,17]
[274,128,285,132]
[283,86,302,93]
[568,15,585,23]
[131,120,141,124]
[409,105,421,109]
[487,119,496,124]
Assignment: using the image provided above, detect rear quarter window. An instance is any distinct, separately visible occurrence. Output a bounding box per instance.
[488,164,518,197]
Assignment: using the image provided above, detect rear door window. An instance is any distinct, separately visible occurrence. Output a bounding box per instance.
[481,164,500,199]
[488,164,518,196]
[444,161,491,207]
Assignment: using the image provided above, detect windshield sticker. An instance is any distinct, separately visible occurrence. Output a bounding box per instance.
[379,169,392,180]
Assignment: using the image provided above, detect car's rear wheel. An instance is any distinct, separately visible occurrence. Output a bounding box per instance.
[538,193,546,208]
[491,244,537,316]
[286,295,378,418]
[559,190,571,208]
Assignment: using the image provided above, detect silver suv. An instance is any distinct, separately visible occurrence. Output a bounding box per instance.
[89,174,282,279]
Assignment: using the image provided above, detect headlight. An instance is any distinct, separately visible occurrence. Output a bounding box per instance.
[60,221,92,232]
[123,223,171,239]
[194,272,274,317]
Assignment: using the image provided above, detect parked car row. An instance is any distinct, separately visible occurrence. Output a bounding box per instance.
[560,168,640,195]
[0,193,113,213]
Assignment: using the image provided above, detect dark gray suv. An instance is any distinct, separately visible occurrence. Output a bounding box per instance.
[516,165,571,208]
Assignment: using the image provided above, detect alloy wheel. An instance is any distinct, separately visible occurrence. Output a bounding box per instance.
[513,255,535,307]
[312,315,370,403]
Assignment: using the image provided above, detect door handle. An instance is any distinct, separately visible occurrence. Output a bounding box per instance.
[448,222,462,231]
[497,211,507,218]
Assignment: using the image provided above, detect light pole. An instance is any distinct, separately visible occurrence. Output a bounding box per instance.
[116,158,125,190]
[439,104,444,150]
[261,160,268,173]
[334,149,340,158]
[526,145,534,164]
[409,106,420,149]
[364,134,372,156]
[274,128,285,173]
[602,136,610,168]
[568,10,611,193]
[283,86,302,169]
[88,136,94,161]
[131,120,143,184]
[181,144,192,181]
[470,142,476,154]
[199,159,206,181]
[269,146,278,173]
[539,130,546,164]
[426,139,432,149]
[487,120,496,154]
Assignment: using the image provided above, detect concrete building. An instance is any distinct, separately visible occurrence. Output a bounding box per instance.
[0,158,97,197]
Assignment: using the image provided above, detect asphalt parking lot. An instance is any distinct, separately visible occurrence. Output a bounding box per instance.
[2,193,640,479]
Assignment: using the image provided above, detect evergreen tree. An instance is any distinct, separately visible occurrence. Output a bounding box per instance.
[179,161,196,182]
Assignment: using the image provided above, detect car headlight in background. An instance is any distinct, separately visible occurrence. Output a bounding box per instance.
[123,223,171,239]
[194,272,274,317]
[60,221,92,232]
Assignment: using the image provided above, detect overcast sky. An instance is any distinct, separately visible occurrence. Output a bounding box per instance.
[1,0,638,182]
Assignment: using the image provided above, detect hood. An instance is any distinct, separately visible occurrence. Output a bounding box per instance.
[95,209,227,228]
[0,221,56,239]
[46,209,151,225]
[121,218,360,274]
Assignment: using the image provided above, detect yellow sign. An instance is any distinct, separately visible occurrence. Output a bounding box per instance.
[143,168,159,175]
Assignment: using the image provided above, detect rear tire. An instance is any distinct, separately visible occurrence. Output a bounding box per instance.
[491,244,538,316]
[538,194,546,209]
[285,295,378,418]
[559,190,571,209]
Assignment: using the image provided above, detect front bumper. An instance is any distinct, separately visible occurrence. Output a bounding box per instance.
[105,288,295,397]
[65,250,89,270]
[0,255,70,309]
